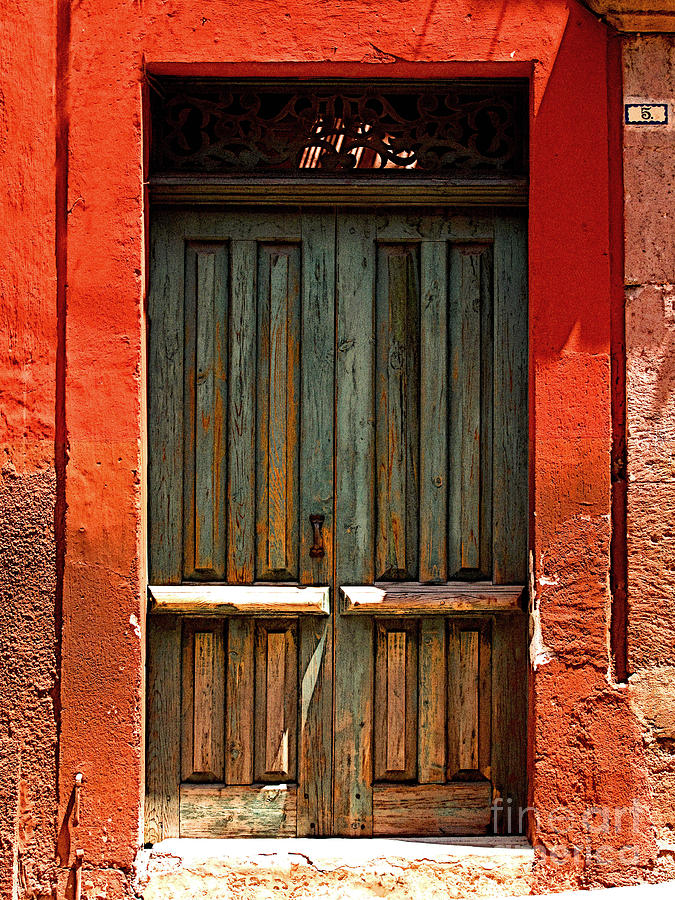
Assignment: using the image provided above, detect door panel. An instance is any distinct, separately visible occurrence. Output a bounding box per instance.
[332,210,527,837]
[225,618,254,784]
[419,241,449,583]
[375,244,420,582]
[446,618,492,780]
[183,243,229,580]
[227,240,257,583]
[254,621,298,782]
[146,207,528,842]
[448,243,493,579]
[181,619,226,782]
[149,212,317,589]
[374,621,418,781]
[255,243,301,581]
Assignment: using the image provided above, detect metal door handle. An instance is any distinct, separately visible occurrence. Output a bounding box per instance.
[309,515,325,558]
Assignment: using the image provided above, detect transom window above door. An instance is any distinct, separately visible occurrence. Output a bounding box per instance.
[149,78,528,178]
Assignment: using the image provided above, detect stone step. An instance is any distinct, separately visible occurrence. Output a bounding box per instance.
[135,837,535,899]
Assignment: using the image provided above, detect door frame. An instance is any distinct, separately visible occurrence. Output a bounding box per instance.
[54,7,626,870]
[145,196,529,840]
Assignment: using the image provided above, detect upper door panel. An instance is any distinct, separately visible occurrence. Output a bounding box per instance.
[335,211,527,590]
[149,211,335,587]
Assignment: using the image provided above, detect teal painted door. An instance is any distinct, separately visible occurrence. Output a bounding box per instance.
[146,208,528,841]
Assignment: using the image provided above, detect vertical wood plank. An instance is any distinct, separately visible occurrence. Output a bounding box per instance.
[181,620,195,782]
[256,245,301,581]
[387,631,407,770]
[418,618,446,783]
[145,616,181,841]
[419,241,448,583]
[265,631,288,773]
[192,248,228,577]
[268,254,289,572]
[193,631,215,773]
[479,249,494,580]
[225,618,254,785]
[449,246,485,575]
[374,621,418,782]
[460,252,482,572]
[227,241,257,583]
[374,622,388,780]
[448,247,462,578]
[493,215,528,584]
[299,213,335,586]
[183,245,198,579]
[255,622,297,782]
[182,621,225,782]
[479,621,493,780]
[492,613,528,833]
[458,630,480,770]
[298,213,334,836]
[448,619,492,782]
[298,618,332,835]
[334,213,375,835]
[375,244,419,581]
[148,215,184,583]
[446,230,497,583]
[194,253,216,572]
[193,630,225,778]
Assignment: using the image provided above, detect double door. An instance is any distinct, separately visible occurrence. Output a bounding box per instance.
[146,208,528,840]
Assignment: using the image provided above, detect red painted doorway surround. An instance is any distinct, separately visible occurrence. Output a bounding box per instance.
[56,0,653,893]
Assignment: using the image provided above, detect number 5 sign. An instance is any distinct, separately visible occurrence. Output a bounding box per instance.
[625,103,669,125]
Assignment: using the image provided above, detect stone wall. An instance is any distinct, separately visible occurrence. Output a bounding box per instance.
[624,33,675,849]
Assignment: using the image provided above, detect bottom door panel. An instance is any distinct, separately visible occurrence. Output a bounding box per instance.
[181,784,297,838]
[373,783,492,837]
[368,613,526,837]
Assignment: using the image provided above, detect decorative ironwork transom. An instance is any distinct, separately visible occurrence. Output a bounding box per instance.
[150,79,528,179]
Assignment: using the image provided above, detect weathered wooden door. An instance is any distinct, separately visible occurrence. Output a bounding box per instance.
[146,208,528,841]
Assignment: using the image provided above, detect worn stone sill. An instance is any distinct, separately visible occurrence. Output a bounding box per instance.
[135,837,535,898]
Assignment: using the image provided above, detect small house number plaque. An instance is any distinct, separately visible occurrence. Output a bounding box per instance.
[625,103,669,125]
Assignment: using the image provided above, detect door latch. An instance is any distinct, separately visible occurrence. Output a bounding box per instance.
[309,515,325,559]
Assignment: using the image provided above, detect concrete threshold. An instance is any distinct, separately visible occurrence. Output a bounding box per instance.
[135,836,535,898]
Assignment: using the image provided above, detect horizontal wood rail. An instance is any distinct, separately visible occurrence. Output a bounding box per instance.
[373,782,492,836]
[148,584,330,616]
[149,177,528,208]
[341,583,524,615]
[180,784,297,838]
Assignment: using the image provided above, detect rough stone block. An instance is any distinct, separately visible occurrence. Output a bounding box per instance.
[622,35,675,286]
[626,481,675,669]
[626,284,675,482]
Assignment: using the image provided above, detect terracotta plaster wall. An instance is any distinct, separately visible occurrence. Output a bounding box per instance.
[623,34,675,846]
[1,1,671,898]
[0,1,59,898]
[59,1,653,895]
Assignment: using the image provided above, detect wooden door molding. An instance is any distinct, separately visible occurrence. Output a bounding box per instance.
[341,583,524,615]
[150,179,527,208]
[148,584,331,616]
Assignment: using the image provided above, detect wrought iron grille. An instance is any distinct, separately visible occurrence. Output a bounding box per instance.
[150,79,527,178]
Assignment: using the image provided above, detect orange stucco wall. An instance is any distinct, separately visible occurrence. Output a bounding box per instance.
[1,2,673,898]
